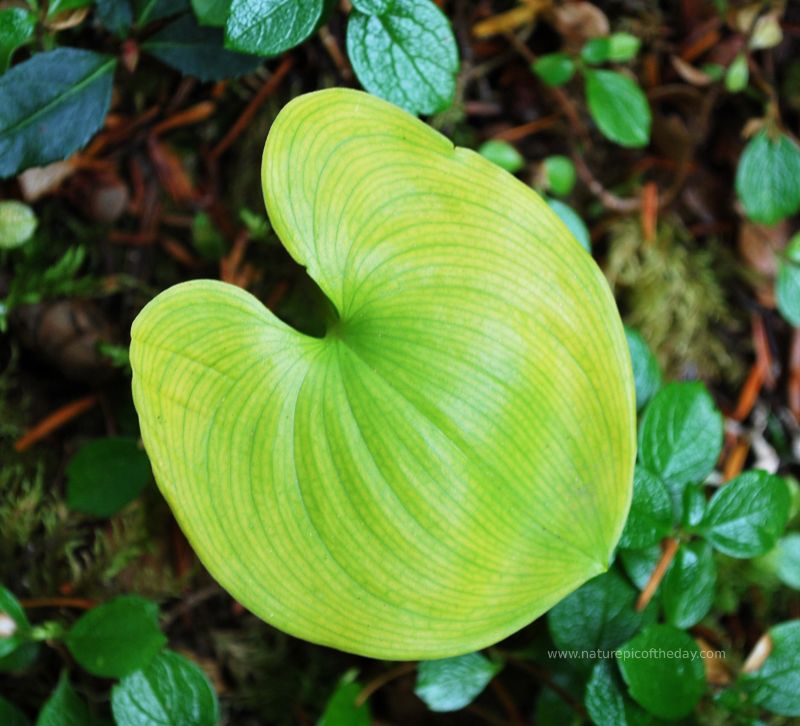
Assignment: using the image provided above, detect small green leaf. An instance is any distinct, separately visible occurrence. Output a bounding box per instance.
[65,596,166,678]
[618,624,706,719]
[619,466,673,550]
[112,650,218,726]
[584,69,651,148]
[532,53,575,86]
[0,200,37,250]
[144,14,262,81]
[66,437,151,517]
[0,49,116,179]
[548,569,655,653]
[681,483,706,528]
[318,672,370,726]
[775,533,800,589]
[346,0,459,115]
[36,673,91,726]
[225,0,324,56]
[662,540,715,628]
[740,620,800,716]
[546,198,591,251]
[699,470,790,558]
[736,130,800,225]
[585,660,652,726]
[96,0,133,37]
[725,53,749,93]
[135,0,189,27]
[624,327,661,410]
[192,213,226,260]
[415,653,501,712]
[777,233,800,327]
[638,382,723,505]
[619,545,662,591]
[0,695,29,726]
[192,0,231,25]
[0,586,35,668]
[477,139,524,173]
[0,8,36,73]
[581,37,610,65]
[543,155,576,197]
[607,32,641,62]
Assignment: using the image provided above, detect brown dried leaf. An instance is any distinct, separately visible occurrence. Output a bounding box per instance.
[551,1,609,46]
[18,159,78,202]
[671,55,714,86]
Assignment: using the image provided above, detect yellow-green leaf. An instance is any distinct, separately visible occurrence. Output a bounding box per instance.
[130,88,636,659]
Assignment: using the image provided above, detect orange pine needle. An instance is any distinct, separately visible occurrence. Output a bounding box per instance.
[14,395,99,453]
[636,538,679,611]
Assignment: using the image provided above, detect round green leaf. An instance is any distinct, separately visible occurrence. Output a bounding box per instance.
[415,653,501,712]
[546,198,591,251]
[775,533,800,589]
[66,437,152,518]
[618,624,706,719]
[225,0,324,56]
[624,327,661,410]
[532,53,575,87]
[661,540,715,628]
[346,0,459,115]
[584,69,651,148]
[548,569,654,653]
[699,470,790,558]
[0,49,116,179]
[735,130,800,225]
[0,201,37,250]
[777,233,800,327]
[618,466,673,550]
[638,381,723,501]
[740,620,800,716]
[130,88,636,659]
[37,673,91,726]
[477,139,524,173]
[65,596,166,678]
[112,650,218,726]
[543,155,576,197]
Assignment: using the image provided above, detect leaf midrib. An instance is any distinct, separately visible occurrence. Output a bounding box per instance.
[0,56,115,141]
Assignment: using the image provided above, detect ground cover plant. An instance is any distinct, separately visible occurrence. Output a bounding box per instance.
[1,0,800,724]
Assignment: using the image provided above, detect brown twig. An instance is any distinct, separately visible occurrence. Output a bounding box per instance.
[20,597,96,610]
[636,538,680,611]
[789,329,800,421]
[151,100,216,137]
[14,395,99,452]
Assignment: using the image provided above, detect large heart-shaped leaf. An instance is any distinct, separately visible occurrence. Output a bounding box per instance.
[130,88,635,659]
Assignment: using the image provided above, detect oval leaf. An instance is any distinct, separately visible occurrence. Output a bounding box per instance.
[661,540,716,628]
[65,596,166,678]
[584,69,651,148]
[112,650,218,726]
[130,88,636,659]
[740,621,800,717]
[346,0,459,115]
[618,465,673,550]
[415,653,501,712]
[0,49,116,178]
[225,0,324,56]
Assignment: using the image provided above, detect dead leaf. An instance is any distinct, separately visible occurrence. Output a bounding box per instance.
[18,159,78,202]
[473,0,550,39]
[671,55,714,86]
[551,1,609,46]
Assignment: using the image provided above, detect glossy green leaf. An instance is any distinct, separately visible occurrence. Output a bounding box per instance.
[619,545,661,591]
[0,8,35,73]
[477,139,524,173]
[112,650,218,726]
[545,198,590,252]
[662,540,715,628]
[638,382,723,505]
[0,49,116,179]
[66,437,151,517]
[740,620,800,716]
[699,470,790,558]
[618,625,705,719]
[96,0,133,37]
[225,0,324,56]
[584,69,651,148]
[65,596,166,678]
[624,327,661,410]
[318,672,370,726]
[777,233,800,327]
[192,0,231,25]
[581,37,611,65]
[0,695,29,726]
[582,33,640,65]
[0,586,34,667]
[543,155,576,197]
[346,0,459,115]
[736,130,800,225]
[725,53,748,93]
[415,653,501,712]
[618,466,673,550]
[532,53,575,87]
[775,533,800,589]
[37,673,91,726]
[0,201,37,250]
[130,88,636,659]
[585,660,654,726]
[143,14,262,81]
[681,483,706,528]
[548,569,654,653]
